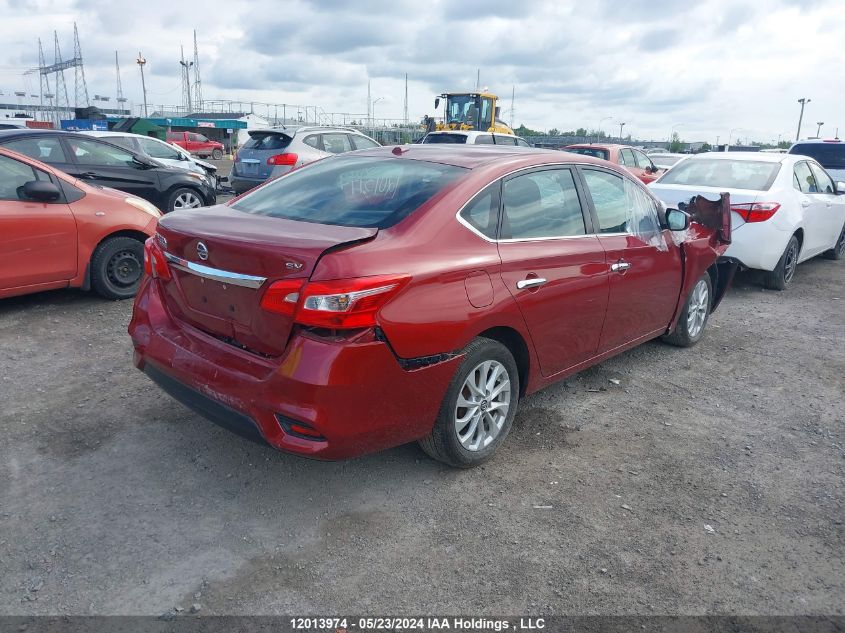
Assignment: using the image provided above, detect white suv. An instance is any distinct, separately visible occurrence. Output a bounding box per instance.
[421,130,532,147]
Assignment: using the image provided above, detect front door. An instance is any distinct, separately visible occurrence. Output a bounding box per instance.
[0,154,76,291]
[61,137,160,202]
[495,167,609,377]
[579,167,683,353]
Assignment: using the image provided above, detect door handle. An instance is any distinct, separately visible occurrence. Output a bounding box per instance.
[611,261,632,272]
[516,277,547,289]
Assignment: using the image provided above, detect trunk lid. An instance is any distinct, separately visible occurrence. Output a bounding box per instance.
[156,204,377,356]
[649,183,760,231]
[234,131,293,180]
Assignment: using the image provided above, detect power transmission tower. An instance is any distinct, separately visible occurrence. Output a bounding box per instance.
[115,51,128,111]
[192,30,203,111]
[52,31,70,124]
[72,23,89,108]
[403,73,408,125]
[36,38,52,117]
[179,45,193,114]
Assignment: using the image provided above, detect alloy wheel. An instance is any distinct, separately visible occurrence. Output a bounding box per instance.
[173,191,202,210]
[454,360,511,452]
[784,241,798,283]
[686,278,709,339]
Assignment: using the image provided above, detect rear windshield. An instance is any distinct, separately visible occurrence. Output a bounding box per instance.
[790,143,845,169]
[564,147,609,160]
[657,159,781,190]
[651,155,684,166]
[422,134,468,144]
[242,133,292,151]
[231,156,467,228]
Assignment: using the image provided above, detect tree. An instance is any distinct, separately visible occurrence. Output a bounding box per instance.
[669,131,683,153]
[575,127,588,137]
[548,128,560,136]
[514,124,544,137]
[699,142,712,153]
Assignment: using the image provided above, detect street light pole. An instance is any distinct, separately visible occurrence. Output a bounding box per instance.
[136,52,148,117]
[815,121,824,138]
[372,96,384,138]
[795,97,811,141]
[669,122,683,149]
[618,121,625,142]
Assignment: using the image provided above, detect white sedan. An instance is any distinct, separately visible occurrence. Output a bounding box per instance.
[649,152,845,289]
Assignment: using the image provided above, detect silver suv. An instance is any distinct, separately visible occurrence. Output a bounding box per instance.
[231,126,381,194]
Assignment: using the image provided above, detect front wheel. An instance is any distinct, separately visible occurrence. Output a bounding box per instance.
[763,235,800,290]
[166,187,205,212]
[662,273,712,347]
[211,148,223,160]
[90,236,145,300]
[419,338,519,468]
[823,223,845,260]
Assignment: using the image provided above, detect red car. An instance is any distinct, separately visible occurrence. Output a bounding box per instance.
[563,144,665,184]
[129,145,732,467]
[167,131,225,160]
[0,147,159,300]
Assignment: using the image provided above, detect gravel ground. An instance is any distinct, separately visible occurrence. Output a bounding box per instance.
[0,257,842,616]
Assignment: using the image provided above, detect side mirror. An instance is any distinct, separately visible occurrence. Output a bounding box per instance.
[666,208,690,231]
[837,182,845,194]
[434,97,440,109]
[21,180,61,202]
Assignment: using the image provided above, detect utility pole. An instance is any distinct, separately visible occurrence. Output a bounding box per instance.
[136,52,148,117]
[796,97,810,142]
[72,23,89,109]
[619,121,626,141]
[403,73,408,126]
[510,85,515,130]
[475,69,480,92]
[192,30,203,111]
[115,51,127,111]
[179,46,193,115]
[815,121,824,138]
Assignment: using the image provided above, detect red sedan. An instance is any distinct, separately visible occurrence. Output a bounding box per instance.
[562,144,665,184]
[0,147,159,300]
[130,145,732,467]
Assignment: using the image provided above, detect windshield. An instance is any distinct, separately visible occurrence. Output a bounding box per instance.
[445,95,479,127]
[422,134,468,144]
[657,159,781,190]
[231,156,467,229]
[564,147,609,161]
[790,143,845,170]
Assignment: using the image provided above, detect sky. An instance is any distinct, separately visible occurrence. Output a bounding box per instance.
[0,0,842,144]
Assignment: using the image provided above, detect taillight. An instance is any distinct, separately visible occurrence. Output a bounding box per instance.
[142,237,171,280]
[731,202,781,223]
[260,274,410,328]
[267,153,298,166]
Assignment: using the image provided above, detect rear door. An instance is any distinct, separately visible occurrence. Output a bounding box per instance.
[0,153,76,289]
[793,161,830,256]
[60,136,160,201]
[580,167,682,352]
[495,167,609,376]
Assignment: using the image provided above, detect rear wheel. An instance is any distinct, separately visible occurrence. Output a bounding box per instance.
[167,187,204,212]
[823,223,845,260]
[763,235,800,290]
[419,338,519,468]
[662,273,712,347]
[90,236,144,300]
[211,148,223,160]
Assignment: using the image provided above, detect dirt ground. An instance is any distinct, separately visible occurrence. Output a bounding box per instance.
[0,258,842,616]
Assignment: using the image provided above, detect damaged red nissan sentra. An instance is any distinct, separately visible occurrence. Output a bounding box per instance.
[129,145,734,467]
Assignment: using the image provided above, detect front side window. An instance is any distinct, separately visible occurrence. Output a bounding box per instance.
[516,138,531,147]
[445,95,478,128]
[3,137,67,163]
[501,169,586,240]
[459,183,499,239]
[658,159,781,190]
[478,97,493,130]
[66,138,136,167]
[809,162,834,194]
[232,156,466,229]
[619,149,635,166]
[633,150,653,169]
[138,137,181,160]
[582,169,663,244]
[793,162,817,193]
[321,133,353,154]
[0,154,37,200]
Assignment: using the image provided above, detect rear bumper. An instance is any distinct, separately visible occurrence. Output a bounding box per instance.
[230,174,265,194]
[724,221,791,271]
[128,277,461,460]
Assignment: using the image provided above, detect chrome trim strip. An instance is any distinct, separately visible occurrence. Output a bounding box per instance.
[163,252,267,289]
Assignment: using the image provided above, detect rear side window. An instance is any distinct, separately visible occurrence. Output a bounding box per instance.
[302,135,322,149]
[564,147,609,161]
[460,183,499,239]
[658,159,780,190]
[321,133,353,154]
[501,169,586,239]
[243,133,292,150]
[517,138,531,147]
[474,134,494,145]
[3,137,67,163]
[232,156,467,228]
[351,135,380,150]
[493,135,517,146]
[790,143,845,169]
[422,134,467,144]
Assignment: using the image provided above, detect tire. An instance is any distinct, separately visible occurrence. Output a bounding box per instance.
[211,148,223,160]
[166,187,205,212]
[90,236,145,300]
[662,273,713,348]
[763,235,800,290]
[419,337,520,468]
[822,223,845,260]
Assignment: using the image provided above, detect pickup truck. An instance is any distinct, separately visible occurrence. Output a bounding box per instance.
[166,131,225,160]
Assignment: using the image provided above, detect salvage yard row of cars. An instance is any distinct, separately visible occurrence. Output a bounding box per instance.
[1,127,844,467]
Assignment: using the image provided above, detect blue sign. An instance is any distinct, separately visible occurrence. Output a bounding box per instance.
[60,119,109,131]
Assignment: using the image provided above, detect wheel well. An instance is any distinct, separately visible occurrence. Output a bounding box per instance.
[478,327,530,396]
[84,230,149,290]
[793,228,804,251]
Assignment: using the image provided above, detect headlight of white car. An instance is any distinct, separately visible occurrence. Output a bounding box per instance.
[125,197,162,218]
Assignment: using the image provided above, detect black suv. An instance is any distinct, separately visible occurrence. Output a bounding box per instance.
[0,129,216,212]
